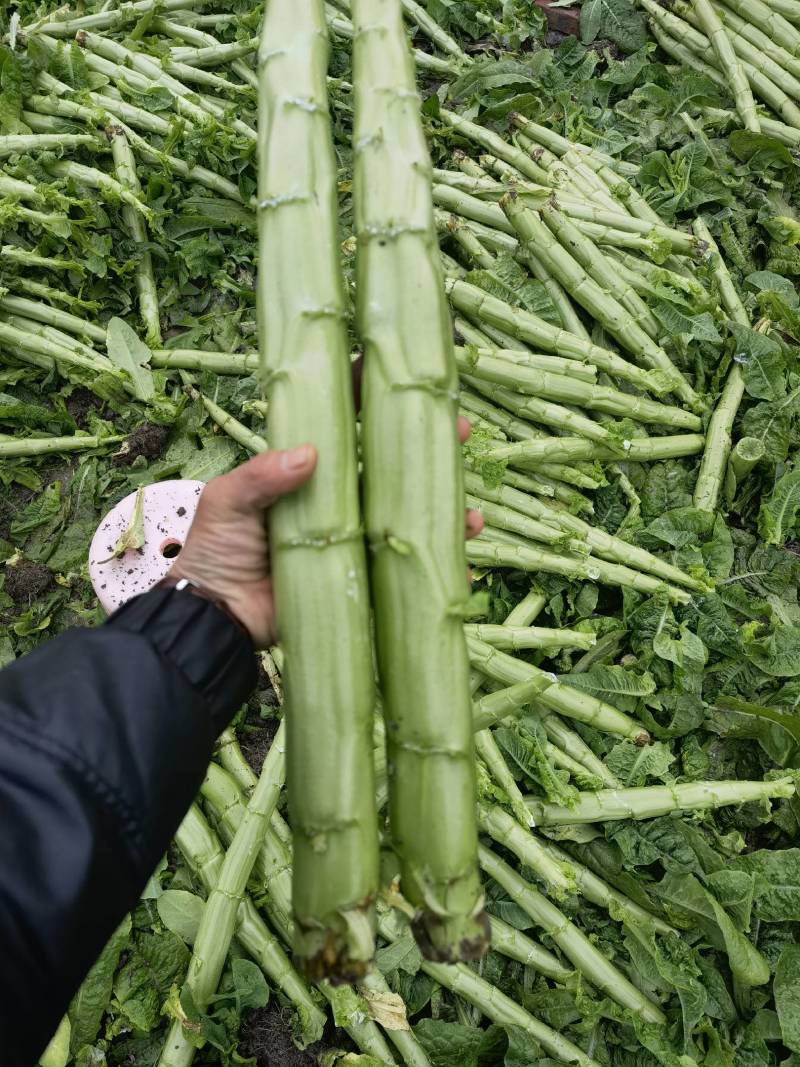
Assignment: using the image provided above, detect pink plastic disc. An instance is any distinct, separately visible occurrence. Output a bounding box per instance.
[89,480,204,614]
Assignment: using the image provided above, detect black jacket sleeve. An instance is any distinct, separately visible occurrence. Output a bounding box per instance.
[0,584,257,1067]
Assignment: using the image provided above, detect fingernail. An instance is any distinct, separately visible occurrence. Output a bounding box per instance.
[283,445,313,470]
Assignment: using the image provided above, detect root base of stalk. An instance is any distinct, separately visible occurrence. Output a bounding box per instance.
[411,904,491,963]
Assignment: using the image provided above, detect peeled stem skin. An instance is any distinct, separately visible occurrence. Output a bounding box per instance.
[257,0,379,979]
[352,0,487,961]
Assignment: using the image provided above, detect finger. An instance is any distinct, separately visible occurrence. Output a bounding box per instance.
[465,508,484,540]
[458,416,472,445]
[208,445,318,513]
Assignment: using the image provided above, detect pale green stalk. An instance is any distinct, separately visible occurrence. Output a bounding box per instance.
[465,494,588,552]
[766,0,800,23]
[541,715,621,788]
[481,433,705,466]
[0,295,106,344]
[28,85,173,138]
[478,802,573,893]
[467,636,651,743]
[488,916,571,980]
[439,109,554,184]
[198,394,267,453]
[0,319,113,377]
[472,679,556,731]
[159,725,286,1067]
[692,0,760,130]
[325,6,455,72]
[163,59,250,94]
[27,0,206,34]
[357,971,432,1067]
[522,248,590,339]
[503,195,699,408]
[399,0,470,59]
[465,623,595,652]
[504,588,547,625]
[696,1,800,88]
[469,533,692,603]
[464,469,703,592]
[0,434,123,458]
[692,218,747,512]
[537,838,675,935]
[446,215,498,269]
[170,36,259,66]
[455,346,701,430]
[478,846,666,1022]
[47,159,152,219]
[719,0,800,55]
[527,778,795,825]
[446,278,669,394]
[729,436,765,480]
[0,173,46,205]
[258,0,379,977]
[352,0,486,960]
[174,804,326,1039]
[319,983,398,1063]
[154,18,259,87]
[457,342,596,383]
[476,732,534,828]
[151,350,257,374]
[109,127,161,345]
[0,133,96,156]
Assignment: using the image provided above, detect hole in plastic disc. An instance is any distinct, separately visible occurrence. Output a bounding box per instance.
[160,539,182,559]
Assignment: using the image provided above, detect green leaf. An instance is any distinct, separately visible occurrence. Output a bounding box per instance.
[180,435,239,481]
[504,1025,542,1066]
[729,324,785,402]
[775,946,800,1053]
[606,740,675,786]
[730,848,800,921]
[10,481,61,540]
[231,958,269,1011]
[758,467,800,545]
[580,0,646,52]
[156,890,205,945]
[561,665,656,698]
[113,930,190,1034]
[652,301,721,342]
[743,622,800,677]
[415,1019,503,1067]
[38,1016,71,1067]
[69,915,131,1053]
[106,318,155,402]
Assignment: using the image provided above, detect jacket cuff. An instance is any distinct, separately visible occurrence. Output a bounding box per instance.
[105,585,258,733]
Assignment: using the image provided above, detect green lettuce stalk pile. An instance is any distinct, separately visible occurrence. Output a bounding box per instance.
[3,0,800,1065]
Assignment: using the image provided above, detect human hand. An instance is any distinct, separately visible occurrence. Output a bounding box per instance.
[168,417,484,648]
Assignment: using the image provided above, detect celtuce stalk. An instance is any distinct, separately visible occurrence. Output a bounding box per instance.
[26,0,205,35]
[258,0,379,978]
[0,434,123,458]
[170,36,259,66]
[478,846,666,1023]
[160,725,287,1067]
[464,623,595,652]
[47,159,152,219]
[487,916,571,980]
[526,778,796,825]
[150,350,257,374]
[352,0,486,960]
[720,0,800,53]
[481,433,705,466]
[455,347,701,430]
[357,971,432,1067]
[174,804,326,1041]
[457,342,596,383]
[446,278,669,394]
[0,133,97,156]
[439,109,553,184]
[503,195,699,408]
[467,535,692,603]
[467,636,651,744]
[692,218,747,512]
[473,679,556,731]
[465,494,588,552]
[0,295,106,344]
[463,470,703,592]
[476,733,534,829]
[478,801,574,893]
[109,127,161,345]
[198,394,267,453]
[693,0,761,130]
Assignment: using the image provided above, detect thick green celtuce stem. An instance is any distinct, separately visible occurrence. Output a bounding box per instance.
[478,802,574,893]
[526,777,796,825]
[109,127,161,345]
[488,916,571,980]
[465,623,595,651]
[0,132,97,155]
[691,218,748,513]
[47,158,152,219]
[174,804,326,1040]
[463,375,608,443]
[478,846,666,1023]
[476,731,534,828]
[439,110,553,184]
[0,295,106,344]
[455,347,701,430]
[0,319,116,377]
[399,0,470,59]
[502,195,699,408]
[693,0,761,130]
[159,726,286,1067]
[468,534,692,603]
[197,393,267,453]
[170,36,259,67]
[730,436,765,481]
[257,0,379,978]
[504,588,547,625]
[445,278,668,394]
[465,494,588,552]
[464,469,703,591]
[318,983,398,1063]
[481,433,705,466]
[467,636,651,743]
[421,955,601,1065]
[200,763,293,942]
[457,342,596,383]
[0,434,123,458]
[357,971,432,1067]
[720,0,800,53]
[352,0,486,961]
[150,350,257,374]
[26,0,205,34]
[473,679,556,731]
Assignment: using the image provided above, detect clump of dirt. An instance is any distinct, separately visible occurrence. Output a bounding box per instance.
[239,1005,333,1067]
[113,423,171,466]
[65,387,104,428]
[4,559,54,604]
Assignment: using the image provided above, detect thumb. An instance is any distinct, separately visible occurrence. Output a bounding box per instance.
[212,445,318,513]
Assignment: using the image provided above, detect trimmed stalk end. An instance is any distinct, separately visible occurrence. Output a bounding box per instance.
[294,901,377,984]
[634,730,651,748]
[411,898,491,963]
